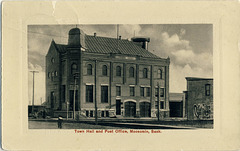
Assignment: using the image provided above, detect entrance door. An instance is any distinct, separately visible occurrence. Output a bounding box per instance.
[169,102,183,117]
[125,101,136,117]
[69,90,78,111]
[140,102,151,117]
[116,100,121,115]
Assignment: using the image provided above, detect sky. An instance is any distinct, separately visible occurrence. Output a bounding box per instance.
[28,24,213,105]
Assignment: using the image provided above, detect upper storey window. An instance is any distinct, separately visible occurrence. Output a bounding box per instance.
[205,84,211,96]
[158,69,162,79]
[51,58,55,63]
[116,66,121,77]
[143,68,148,78]
[87,64,93,75]
[71,63,78,75]
[102,65,108,76]
[129,67,134,78]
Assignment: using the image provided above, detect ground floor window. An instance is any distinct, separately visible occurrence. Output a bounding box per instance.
[86,85,93,103]
[160,101,164,109]
[90,111,93,117]
[101,86,108,103]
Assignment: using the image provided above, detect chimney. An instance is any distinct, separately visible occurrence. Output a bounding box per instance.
[94,33,97,37]
[119,36,121,40]
[131,37,150,50]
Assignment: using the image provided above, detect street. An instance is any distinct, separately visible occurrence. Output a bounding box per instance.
[29,120,126,129]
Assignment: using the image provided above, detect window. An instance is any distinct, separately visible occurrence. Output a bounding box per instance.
[155,88,159,97]
[51,72,54,81]
[146,87,150,97]
[102,65,107,76]
[116,86,121,96]
[51,57,55,63]
[87,64,92,75]
[106,111,109,117]
[86,111,89,117]
[140,87,144,96]
[90,111,93,117]
[101,111,105,117]
[71,63,77,74]
[160,88,164,97]
[158,69,162,79]
[101,86,108,103]
[129,67,134,77]
[130,87,135,96]
[86,85,93,103]
[48,72,51,78]
[116,66,121,77]
[160,101,164,109]
[143,68,148,78]
[205,84,210,96]
[55,71,58,77]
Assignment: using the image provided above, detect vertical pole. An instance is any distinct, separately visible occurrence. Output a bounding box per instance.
[30,71,38,114]
[32,72,35,113]
[73,76,77,119]
[67,101,68,120]
[157,83,160,122]
[94,60,98,125]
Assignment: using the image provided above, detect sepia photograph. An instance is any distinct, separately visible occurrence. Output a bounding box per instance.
[28,24,213,129]
[2,1,240,150]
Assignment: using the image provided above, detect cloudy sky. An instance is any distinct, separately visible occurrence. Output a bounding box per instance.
[28,24,213,105]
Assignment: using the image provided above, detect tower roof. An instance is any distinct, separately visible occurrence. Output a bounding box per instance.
[68,28,81,35]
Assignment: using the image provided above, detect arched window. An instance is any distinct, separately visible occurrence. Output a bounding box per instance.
[116,66,121,77]
[71,63,77,74]
[102,65,107,76]
[143,68,148,78]
[158,69,162,79]
[87,64,92,75]
[129,67,134,77]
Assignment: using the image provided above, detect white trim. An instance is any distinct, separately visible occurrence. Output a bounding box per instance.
[140,85,150,87]
[115,84,122,86]
[101,84,109,86]
[123,99,137,103]
[85,83,94,85]
[129,85,135,87]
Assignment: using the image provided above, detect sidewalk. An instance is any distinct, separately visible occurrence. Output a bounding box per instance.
[29,117,212,129]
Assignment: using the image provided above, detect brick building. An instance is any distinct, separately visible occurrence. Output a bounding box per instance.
[45,27,170,118]
[184,77,213,120]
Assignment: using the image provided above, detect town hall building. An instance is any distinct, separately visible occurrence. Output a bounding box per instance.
[45,27,170,119]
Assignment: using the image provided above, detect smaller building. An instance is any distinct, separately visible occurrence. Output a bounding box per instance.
[185,77,213,120]
[169,93,185,118]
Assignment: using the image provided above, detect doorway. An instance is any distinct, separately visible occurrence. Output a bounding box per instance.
[116,100,121,115]
[125,101,136,117]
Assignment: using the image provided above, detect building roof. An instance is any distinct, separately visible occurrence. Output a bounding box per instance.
[185,77,213,81]
[53,34,161,59]
[169,93,184,102]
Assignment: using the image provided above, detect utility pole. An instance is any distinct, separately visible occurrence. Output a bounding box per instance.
[73,73,79,120]
[94,60,98,125]
[30,71,39,114]
[66,100,69,120]
[157,82,160,122]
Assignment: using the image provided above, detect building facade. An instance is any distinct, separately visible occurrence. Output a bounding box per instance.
[185,77,213,120]
[46,28,170,118]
